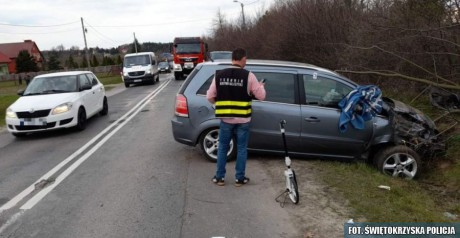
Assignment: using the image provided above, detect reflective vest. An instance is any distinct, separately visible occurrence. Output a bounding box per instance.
[215,67,252,118]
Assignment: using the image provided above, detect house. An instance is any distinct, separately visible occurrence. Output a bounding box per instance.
[0,40,44,74]
[0,52,11,76]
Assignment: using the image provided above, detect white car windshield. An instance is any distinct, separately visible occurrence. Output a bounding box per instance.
[24,75,78,96]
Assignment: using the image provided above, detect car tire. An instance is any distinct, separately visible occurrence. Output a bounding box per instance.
[156,74,160,82]
[374,145,421,179]
[75,108,87,131]
[124,82,130,88]
[199,128,236,162]
[99,97,108,116]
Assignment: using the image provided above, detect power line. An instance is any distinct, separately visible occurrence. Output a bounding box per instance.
[90,17,211,28]
[0,21,79,28]
[84,20,118,44]
[0,28,80,35]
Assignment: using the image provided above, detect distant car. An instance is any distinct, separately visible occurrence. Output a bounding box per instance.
[209,51,232,61]
[158,61,171,73]
[5,71,108,137]
[171,60,445,179]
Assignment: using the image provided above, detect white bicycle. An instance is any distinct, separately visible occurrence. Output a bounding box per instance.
[275,120,299,206]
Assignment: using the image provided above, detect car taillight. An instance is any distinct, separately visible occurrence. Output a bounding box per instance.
[175,94,189,117]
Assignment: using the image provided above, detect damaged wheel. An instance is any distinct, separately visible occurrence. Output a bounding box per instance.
[375,145,421,179]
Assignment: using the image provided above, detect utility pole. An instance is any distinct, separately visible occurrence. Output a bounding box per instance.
[233,0,246,29]
[133,32,138,53]
[80,17,91,71]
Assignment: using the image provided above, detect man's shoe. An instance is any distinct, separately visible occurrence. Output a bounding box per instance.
[212,176,225,186]
[235,177,250,187]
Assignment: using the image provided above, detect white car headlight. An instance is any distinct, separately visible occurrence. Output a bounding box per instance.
[123,71,129,76]
[6,108,17,119]
[146,69,152,74]
[52,103,73,115]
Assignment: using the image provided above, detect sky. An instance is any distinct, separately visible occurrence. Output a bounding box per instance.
[0,0,277,51]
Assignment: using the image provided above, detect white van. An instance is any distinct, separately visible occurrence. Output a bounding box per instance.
[122,52,159,88]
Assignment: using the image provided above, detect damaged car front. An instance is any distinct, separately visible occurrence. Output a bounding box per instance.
[371,97,446,179]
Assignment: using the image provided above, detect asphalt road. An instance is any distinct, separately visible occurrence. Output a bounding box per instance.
[0,73,301,238]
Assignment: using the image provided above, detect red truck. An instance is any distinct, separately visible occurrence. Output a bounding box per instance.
[172,37,208,80]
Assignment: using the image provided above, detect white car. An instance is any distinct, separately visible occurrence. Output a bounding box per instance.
[5,71,108,137]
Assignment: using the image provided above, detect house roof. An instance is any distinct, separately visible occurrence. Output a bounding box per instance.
[0,51,11,63]
[0,40,42,60]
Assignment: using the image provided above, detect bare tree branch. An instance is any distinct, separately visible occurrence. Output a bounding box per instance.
[335,69,460,90]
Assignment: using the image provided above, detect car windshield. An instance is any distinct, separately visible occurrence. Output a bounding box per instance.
[211,52,232,60]
[159,62,169,67]
[23,75,78,96]
[175,43,201,54]
[124,55,151,67]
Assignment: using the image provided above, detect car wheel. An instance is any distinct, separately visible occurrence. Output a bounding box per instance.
[99,97,108,116]
[75,108,87,131]
[124,82,130,88]
[156,74,160,82]
[374,145,421,179]
[199,128,236,162]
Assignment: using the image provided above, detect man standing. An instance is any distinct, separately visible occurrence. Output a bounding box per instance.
[206,48,266,186]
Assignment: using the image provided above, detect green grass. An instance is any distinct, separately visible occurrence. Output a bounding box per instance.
[314,161,449,222]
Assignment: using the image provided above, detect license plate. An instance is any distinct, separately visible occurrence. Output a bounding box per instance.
[134,79,142,82]
[184,62,194,69]
[20,118,47,126]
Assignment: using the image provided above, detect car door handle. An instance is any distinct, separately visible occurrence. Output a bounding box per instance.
[304,117,320,123]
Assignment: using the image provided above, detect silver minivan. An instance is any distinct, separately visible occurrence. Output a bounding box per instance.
[171,60,444,179]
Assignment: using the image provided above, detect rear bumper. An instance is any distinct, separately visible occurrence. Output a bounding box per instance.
[171,117,195,146]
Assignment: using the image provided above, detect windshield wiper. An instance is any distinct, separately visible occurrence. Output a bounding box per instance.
[23,92,44,96]
[42,90,71,94]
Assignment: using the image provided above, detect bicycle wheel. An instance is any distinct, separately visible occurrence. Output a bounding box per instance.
[288,171,299,204]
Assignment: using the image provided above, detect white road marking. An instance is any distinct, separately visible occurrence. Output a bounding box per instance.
[0,79,171,214]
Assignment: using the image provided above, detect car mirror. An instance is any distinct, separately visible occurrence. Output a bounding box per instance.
[17,89,25,96]
[80,84,92,91]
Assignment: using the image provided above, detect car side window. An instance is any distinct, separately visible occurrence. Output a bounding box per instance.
[86,73,98,86]
[79,74,92,89]
[303,74,353,108]
[253,72,295,104]
[197,75,214,95]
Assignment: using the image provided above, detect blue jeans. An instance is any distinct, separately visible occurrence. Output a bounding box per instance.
[215,121,250,181]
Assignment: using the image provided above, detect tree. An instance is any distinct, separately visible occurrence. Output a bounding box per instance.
[15,50,38,73]
[81,58,88,68]
[91,55,99,67]
[47,51,61,70]
[117,55,123,65]
[66,55,78,69]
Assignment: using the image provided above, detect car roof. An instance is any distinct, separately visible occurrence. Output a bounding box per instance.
[202,59,341,77]
[35,71,92,78]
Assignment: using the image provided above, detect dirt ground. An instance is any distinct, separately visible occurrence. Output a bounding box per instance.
[259,157,353,238]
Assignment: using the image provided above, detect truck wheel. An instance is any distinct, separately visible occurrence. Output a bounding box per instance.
[174,72,183,80]
[124,82,130,88]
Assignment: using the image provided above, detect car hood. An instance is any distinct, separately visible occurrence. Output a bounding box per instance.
[9,93,80,111]
[382,97,445,156]
[383,97,436,130]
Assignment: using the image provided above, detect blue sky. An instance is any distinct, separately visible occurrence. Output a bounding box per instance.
[0,0,276,51]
